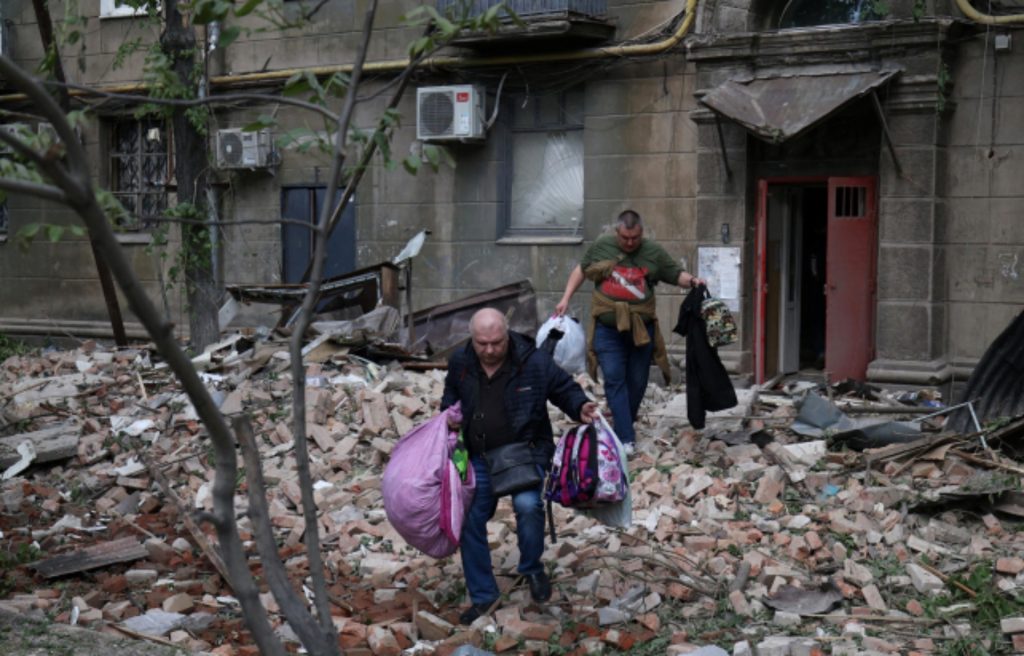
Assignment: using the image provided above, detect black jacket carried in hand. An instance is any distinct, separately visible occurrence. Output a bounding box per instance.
[441,331,589,466]
[673,286,737,429]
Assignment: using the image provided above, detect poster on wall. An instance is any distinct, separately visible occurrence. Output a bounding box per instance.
[697,246,741,313]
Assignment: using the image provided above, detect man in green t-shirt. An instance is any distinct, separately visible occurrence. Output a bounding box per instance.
[555,210,703,454]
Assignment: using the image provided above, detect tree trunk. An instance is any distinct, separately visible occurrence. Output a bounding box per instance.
[162,0,219,352]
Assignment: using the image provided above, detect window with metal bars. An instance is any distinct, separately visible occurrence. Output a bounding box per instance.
[833,185,866,218]
[109,117,168,230]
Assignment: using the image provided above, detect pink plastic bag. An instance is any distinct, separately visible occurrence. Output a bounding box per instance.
[382,403,475,558]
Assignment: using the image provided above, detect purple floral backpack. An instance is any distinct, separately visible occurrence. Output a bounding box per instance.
[544,419,627,509]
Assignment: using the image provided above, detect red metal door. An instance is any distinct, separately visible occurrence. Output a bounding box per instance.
[825,177,877,382]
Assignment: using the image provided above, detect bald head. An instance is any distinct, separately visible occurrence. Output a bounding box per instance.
[470,308,508,336]
[469,308,509,371]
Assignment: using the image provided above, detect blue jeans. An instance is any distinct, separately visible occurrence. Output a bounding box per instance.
[592,321,654,445]
[460,456,545,605]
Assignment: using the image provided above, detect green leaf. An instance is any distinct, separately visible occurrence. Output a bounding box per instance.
[402,155,421,175]
[69,225,87,238]
[218,26,242,48]
[234,0,263,18]
[283,72,311,97]
[242,115,276,131]
[402,7,428,24]
[423,144,442,169]
[19,223,41,239]
[46,225,65,242]
[372,130,392,161]
[409,36,432,57]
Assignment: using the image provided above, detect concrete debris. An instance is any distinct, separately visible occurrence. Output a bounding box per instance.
[1,342,1023,654]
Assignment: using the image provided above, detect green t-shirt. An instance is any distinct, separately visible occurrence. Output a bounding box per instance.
[580,235,682,325]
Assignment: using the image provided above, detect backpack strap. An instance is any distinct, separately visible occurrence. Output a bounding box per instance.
[546,498,557,544]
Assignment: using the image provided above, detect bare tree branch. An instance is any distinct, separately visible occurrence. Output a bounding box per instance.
[235,416,334,654]
[284,0,379,644]
[50,80,342,123]
[0,53,287,656]
[0,176,68,204]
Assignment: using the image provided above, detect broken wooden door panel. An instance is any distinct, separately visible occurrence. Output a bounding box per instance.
[825,176,877,382]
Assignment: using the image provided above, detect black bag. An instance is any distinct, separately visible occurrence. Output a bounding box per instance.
[484,442,544,496]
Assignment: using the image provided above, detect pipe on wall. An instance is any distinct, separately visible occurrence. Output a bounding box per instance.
[0,0,698,100]
[954,0,1024,25]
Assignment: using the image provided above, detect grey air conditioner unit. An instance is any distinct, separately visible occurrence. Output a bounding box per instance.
[215,128,274,169]
[416,85,485,142]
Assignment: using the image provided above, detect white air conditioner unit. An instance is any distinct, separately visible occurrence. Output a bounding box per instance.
[215,128,273,170]
[416,85,485,142]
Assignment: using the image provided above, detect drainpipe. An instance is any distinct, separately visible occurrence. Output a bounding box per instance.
[0,0,698,99]
[954,0,1024,24]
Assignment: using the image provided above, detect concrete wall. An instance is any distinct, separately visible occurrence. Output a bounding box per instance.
[940,30,1024,373]
[3,0,1024,385]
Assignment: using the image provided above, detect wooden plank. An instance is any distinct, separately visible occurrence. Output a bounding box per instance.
[31,536,147,578]
[0,423,80,468]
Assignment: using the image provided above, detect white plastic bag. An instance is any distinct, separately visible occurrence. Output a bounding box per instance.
[536,315,587,375]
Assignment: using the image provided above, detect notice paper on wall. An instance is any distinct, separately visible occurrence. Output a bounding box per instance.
[697,246,741,313]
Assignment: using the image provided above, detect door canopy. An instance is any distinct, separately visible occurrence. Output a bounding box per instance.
[699,69,900,143]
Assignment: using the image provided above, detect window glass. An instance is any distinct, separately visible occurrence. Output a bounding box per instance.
[510,131,583,231]
[505,88,584,236]
[779,0,885,28]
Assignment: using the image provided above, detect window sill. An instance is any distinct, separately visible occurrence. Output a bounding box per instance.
[496,235,584,246]
[116,232,153,245]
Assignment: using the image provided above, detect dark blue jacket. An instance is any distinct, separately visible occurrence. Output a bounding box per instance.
[441,331,588,466]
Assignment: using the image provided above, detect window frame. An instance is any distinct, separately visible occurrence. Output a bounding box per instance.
[499,88,585,241]
[105,115,172,232]
[99,0,158,19]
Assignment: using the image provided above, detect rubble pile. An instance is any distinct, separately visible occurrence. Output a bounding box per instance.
[2,339,1024,655]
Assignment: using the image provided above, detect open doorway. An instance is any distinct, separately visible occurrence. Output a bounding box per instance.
[756,177,877,383]
[763,184,827,379]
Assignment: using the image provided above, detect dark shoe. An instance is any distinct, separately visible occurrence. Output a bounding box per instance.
[459,600,497,625]
[527,571,551,602]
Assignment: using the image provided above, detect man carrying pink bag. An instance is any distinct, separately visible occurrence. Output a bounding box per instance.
[382,402,476,559]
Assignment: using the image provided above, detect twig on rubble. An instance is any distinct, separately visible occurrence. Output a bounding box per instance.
[804,613,940,625]
[141,451,231,583]
[590,553,717,597]
[949,448,1024,477]
[916,560,978,599]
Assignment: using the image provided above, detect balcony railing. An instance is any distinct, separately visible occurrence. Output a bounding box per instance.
[437,0,608,21]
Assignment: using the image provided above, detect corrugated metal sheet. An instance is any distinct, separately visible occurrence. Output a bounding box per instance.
[699,69,900,143]
[948,311,1024,433]
[436,0,607,19]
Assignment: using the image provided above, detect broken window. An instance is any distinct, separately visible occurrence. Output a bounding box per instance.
[503,88,584,238]
[778,0,886,28]
[109,117,168,230]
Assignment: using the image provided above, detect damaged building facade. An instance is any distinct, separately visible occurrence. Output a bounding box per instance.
[0,0,1021,387]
